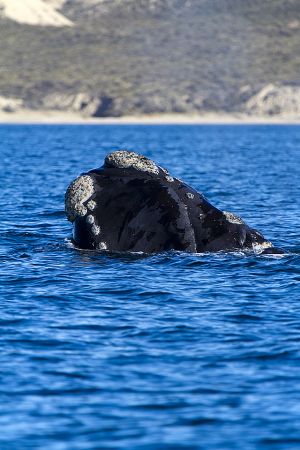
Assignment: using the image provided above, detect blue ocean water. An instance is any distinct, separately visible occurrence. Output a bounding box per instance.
[0,124,299,450]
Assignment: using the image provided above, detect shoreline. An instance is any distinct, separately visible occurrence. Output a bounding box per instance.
[1,109,300,125]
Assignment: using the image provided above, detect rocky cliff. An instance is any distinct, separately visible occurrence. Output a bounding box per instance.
[245,83,300,117]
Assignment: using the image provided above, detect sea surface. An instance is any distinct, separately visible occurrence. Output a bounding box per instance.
[0,124,299,450]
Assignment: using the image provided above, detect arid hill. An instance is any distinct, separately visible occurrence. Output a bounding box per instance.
[0,0,299,117]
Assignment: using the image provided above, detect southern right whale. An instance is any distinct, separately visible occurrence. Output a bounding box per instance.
[65,150,283,254]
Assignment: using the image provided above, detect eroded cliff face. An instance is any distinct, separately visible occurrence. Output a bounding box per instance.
[0,0,299,117]
[0,96,23,113]
[244,84,300,117]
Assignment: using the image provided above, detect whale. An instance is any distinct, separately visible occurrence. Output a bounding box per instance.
[65,150,282,254]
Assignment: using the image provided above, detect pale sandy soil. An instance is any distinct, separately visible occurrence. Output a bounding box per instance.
[0,0,73,26]
[0,109,300,125]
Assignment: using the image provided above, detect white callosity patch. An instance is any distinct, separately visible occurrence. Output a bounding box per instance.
[186,192,194,199]
[105,150,160,175]
[223,211,244,225]
[165,175,174,182]
[159,166,174,182]
[87,216,101,238]
[65,175,94,222]
[91,224,101,236]
[87,200,96,211]
[86,214,95,224]
[98,242,107,250]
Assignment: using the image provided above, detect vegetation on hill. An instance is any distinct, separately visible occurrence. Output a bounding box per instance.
[0,0,299,116]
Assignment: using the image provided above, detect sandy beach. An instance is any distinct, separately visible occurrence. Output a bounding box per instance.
[1,109,300,125]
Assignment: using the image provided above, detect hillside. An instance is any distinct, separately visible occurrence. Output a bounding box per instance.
[0,0,300,117]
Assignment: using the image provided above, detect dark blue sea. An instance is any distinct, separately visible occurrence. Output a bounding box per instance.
[0,124,299,450]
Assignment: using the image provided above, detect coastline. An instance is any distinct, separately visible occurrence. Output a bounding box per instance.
[1,109,300,125]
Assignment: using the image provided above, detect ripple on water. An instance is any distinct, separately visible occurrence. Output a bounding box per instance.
[0,124,299,450]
